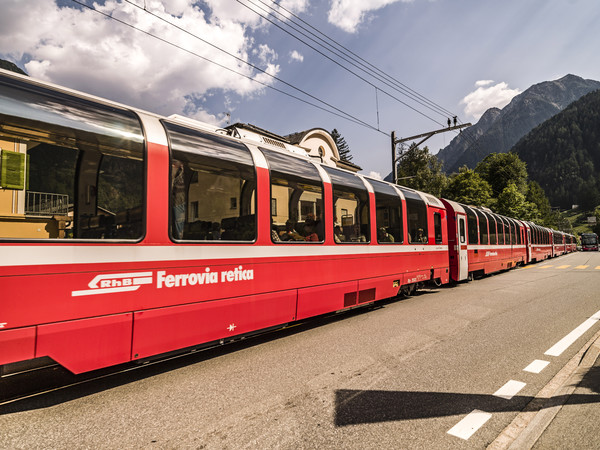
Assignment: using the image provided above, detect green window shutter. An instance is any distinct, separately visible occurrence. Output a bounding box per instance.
[0,150,26,190]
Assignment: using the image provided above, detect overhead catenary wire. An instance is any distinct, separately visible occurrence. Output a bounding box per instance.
[257,0,459,121]
[248,0,483,152]
[236,0,447,127]
[71,0,387,135]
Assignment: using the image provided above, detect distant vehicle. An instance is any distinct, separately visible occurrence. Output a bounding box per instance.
[581,233,599,251]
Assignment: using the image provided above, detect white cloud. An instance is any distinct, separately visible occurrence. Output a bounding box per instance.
[460,80,521,121]
[253,44,278,65]
[0,0,308,123]
[327,0,413,33]
[368,171,383,180]
[289,50,304,62]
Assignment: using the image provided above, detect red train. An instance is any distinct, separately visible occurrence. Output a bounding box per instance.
[0,70,575,374]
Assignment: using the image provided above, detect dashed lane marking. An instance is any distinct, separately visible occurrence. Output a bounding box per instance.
[545,309,600,357]
[523,360,550,374]
[493,380,527,400]
[557,265,571,269]
[596,266,600,270]
[575,265,589,269]
[447,410,493,440]
[539,265,553,269]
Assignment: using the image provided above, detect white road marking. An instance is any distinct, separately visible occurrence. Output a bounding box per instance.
[447,410,492,440]
[523,360,550,374]
[493,380,526,400]
[545,311,600,357]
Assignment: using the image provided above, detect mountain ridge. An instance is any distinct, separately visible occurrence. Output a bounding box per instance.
[438,74,600,173]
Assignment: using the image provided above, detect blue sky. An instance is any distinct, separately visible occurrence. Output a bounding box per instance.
[1,0,599,178]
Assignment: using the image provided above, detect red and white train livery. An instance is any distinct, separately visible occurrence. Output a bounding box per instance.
[0,69,573,375]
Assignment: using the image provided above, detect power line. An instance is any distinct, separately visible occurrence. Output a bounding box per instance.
[71,0,387,134]
[260,0,459,120]
[246,0,481,153]
[236,0,446,127]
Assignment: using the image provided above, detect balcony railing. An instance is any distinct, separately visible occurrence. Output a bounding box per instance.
[26,191,69,216]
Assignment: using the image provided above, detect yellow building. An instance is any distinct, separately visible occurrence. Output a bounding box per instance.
[0,137,69,239]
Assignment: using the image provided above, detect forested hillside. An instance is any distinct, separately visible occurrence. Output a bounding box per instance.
[438,75,600,173]
[512,89,600,210]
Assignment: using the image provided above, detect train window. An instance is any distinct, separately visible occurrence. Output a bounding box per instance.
[509,220,516,245]
[400,189,428,244]
[496,216,505,245]
[261,148,324,243]
[370,180,403,244]
[504,218,510,244]
[487,213,497,245]
[459,216,466,244]
[464,206,479,245]
[434,212,443,244]
[165,122,256,242]
[323,167,370,243]
[475,210,488,245]
[0,75,145,240]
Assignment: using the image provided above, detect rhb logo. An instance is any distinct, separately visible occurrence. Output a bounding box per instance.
[71,272,153,297]
[72,266,254,297]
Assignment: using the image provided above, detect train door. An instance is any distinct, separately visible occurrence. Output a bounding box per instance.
[526,227,532,263]
[457,213,468,280]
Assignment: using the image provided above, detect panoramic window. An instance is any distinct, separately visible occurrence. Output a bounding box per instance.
[0,75,145,240]
[323,167,370,243]
[401,189,428,244]
[464,206,479,245]
[496,216,505,245]
[371,179,403,244]
[165,121,256,242]
[475,210,488,245]
[487,213,497,245]
[261,148,323,243]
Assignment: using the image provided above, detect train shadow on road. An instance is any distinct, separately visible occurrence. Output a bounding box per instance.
[334,386,600,426]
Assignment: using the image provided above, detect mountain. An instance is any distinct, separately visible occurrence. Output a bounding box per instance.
[0,59,27,76]
[437,74,600,173]
[512,89,600,210]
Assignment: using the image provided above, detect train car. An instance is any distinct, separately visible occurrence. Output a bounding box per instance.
[441,199,526,281]
[523,221,553,263]
[565,233,575,253]
[552,230,567,257]
[0,69,450,375]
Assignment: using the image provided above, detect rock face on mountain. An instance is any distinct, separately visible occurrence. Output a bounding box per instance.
[0,59,27,76]
[437,74,600,173]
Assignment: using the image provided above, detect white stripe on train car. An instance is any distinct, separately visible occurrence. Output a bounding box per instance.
[0,244,448,267]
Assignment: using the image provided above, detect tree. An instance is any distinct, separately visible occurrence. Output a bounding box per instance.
[443,167,493,207]
[475,152,528,197]
[330,129,352,162]
[526,180,552,225]
[396,144,447,197]
[496,182,539,221]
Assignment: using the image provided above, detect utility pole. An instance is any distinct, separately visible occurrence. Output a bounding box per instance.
[391,122,471,184]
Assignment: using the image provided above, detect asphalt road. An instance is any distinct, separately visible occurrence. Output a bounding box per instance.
[2,251,600,449]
